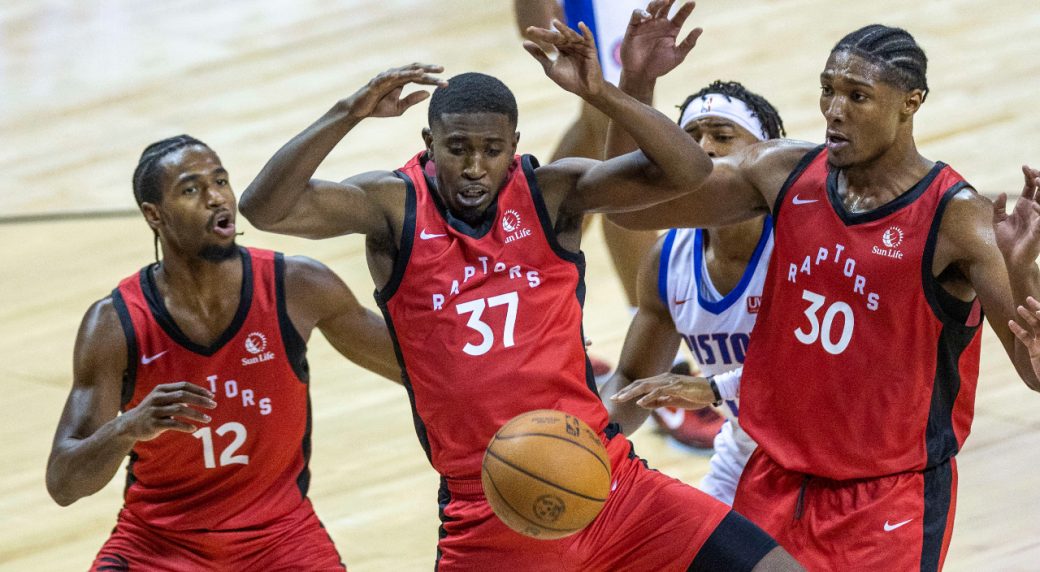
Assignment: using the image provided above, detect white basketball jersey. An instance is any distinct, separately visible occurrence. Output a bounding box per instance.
[561,0,646,85]
[659,218,773,420]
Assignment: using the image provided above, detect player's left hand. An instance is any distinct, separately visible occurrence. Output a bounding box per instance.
[1009,296,1040,377]
[610,372,716,409]
[523,19,606,100]
[620,0,702,83]
[993,165,1040,270]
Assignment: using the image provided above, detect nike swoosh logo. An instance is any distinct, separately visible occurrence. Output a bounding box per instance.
[792,195,818,205]
[420,229,447,240]
[883,518,913,532]
[141,351,168,365]
[673,298,692,305]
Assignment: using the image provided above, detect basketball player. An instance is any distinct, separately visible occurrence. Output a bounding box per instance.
[513,0,662,352]
[240,7,800,572]
[600,19,786,503]
[46,136,400,570]
[608,23,1040,571]
[515,0,725,449]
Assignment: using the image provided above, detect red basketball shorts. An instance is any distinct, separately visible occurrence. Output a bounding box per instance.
[435,433,760,571]
[91,498,345,571]
[733,448,958,572]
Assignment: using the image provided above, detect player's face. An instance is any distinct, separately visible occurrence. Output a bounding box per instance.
[151,145,238,261]
[819,50,919,169]
[683,117,760,158]
[425,112,519,225]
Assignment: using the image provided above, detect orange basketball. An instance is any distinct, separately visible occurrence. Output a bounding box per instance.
[481,409,611,540]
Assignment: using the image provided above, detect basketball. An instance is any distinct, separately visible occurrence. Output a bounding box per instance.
[481,409,611,540]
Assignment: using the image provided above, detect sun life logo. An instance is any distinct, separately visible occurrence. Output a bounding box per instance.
[882,226,904,248]
[244,332,267,355]
[502,209,521,233]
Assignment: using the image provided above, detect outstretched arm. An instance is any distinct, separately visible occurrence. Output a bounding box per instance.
[284,256,401,383]
[523,5,711,214]
[599,237,683,433]
[47,300,216,506]
[239,64,445,239]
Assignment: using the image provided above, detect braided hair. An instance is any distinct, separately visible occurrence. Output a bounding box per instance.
[676,81,786,140]
[831,24,929,98]
[131,135,209,261]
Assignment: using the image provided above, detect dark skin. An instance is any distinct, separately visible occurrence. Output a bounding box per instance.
[609,46,1040,391]
[46,145,400,506]
[598,3,767,427]
[239,18,714,292]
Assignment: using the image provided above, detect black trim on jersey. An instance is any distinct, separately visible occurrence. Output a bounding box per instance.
[522,154,584,265]
[375,298,435,464]
[826,161,947,226]
[522,154,596,393]
[296,396,313,498]
[140,246,254,356]
[772,144,825,223]
[377,171,418,304]
[434,477,455,571]
[925,321,978,468]
[921,459,954,572]
[123,450,139,498]
[922,182,980,330]
[110,289,138,409]
[422,152,500,239]
[274,252,310,383]
[687,511,778,572]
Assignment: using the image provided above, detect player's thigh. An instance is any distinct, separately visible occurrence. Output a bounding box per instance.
[92,510,208,572]
[246,501,346,571]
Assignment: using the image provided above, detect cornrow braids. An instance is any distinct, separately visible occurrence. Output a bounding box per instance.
[676,80,786,140]
[132,134,208,263]
[832,24,929,98]
[132,135,208,207]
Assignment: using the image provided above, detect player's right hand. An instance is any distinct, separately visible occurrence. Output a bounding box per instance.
[118,381,217,441]
[610,372,715,409]
[620,0,701,83]
[340,63,447,121]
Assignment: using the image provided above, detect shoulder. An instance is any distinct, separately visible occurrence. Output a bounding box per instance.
[533,157,597,190]
[282,255,360,309]
[74,295,128,366]
[937,186,990,248]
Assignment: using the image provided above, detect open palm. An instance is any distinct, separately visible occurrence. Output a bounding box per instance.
[621,0,702,81]
[994,165,1040,268]
[524,20,606,99]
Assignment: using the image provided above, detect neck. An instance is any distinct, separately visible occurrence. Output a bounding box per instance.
[705,216,767,262]
[839,133,932,202]
[155,246,242,308]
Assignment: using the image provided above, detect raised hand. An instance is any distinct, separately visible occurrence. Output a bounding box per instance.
[118,381,217,441]
[341,63,446,120]
[523,20,606,100]
[621,0,702,82]
[610,372,716,409]
[993,165,1040,269]
[1009,297,1040,379]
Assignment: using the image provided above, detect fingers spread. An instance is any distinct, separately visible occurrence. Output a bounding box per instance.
[672,1,696,28]
[523,40,552,69]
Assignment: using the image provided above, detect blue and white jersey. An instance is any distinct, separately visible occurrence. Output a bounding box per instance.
[658,217,773,420]
[560,0,646,85]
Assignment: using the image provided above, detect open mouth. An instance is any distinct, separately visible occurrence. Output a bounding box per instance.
[456,185,489,208]
[826,130,850,150]
[210,210,236,238]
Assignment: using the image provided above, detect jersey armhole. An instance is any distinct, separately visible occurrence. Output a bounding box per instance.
[274,252,310,383]
[522,154,585,265]
[658,229,678,307]
[375,170,418,304]
[921,181,983,332]
[110,288,138,410]
[772,144,825,222]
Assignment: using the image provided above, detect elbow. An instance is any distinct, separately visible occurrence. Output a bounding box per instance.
[45,473,79,507]
[237,190,266,229]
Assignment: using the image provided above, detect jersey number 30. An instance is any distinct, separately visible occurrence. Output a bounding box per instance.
[456,291,519,356]
[794,290,854,355]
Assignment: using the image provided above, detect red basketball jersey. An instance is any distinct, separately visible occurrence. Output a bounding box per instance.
[378,152,606,479]
[113,247,313,530]
[741,147,983,480]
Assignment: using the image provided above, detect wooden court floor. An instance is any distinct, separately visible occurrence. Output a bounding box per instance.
[2,1,1038,569]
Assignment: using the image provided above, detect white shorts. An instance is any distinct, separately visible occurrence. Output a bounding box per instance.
[560,0,647,85]
[699,419,758,506]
